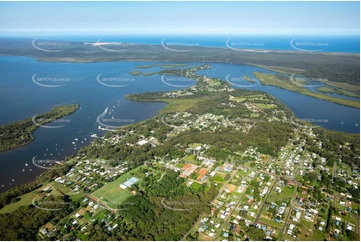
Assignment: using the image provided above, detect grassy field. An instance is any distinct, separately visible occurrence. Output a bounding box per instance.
[210,173,225,183]
[312,230,326,241]
[258,213,284,228]
[254,103,275,109]
[299,219,314,241]
[183,154,196,163]
[268,186,296,203]
[317,86,360,98]
[199,233,213,241]
[253,72,359,108]
[324,80,360,92]
[159,98,201,114]
[190,182,202,191]
[0,181,75,214]
[189,143,202,149]
[255,65,306,76]
[0,191,37,214]
[47,181,72,194]
[91,167,142,209]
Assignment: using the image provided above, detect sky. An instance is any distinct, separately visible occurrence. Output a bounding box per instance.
[0,1,360,36]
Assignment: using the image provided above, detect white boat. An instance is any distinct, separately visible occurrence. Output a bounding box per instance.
[72,142,75,144]
[25,162,28,166]
[75,138,78,141]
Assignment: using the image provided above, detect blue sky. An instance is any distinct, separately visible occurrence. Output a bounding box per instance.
[0,1,359,36]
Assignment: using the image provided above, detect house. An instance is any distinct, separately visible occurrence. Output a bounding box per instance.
[39,228,48,236]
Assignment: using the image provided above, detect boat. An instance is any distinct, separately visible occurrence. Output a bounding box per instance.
[341,121,344,124]
[12,179,14,181]
[72,142,75,144]
[29,169,32,171]
[75,138,78,141]
[25,162,28,166]
[22,169,25,172]
[356,124,358,127]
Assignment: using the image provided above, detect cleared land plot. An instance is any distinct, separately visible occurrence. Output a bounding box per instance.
[0,191,37,214]
[92,167,142,209]
[268,185,296,203]
[210,173,226,183]
[299,219,314,241]
[254,103,275,109]
[183,154,196,163]
[313,230,326,241]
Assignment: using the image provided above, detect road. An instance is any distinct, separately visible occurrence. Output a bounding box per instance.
[253,177,279,223]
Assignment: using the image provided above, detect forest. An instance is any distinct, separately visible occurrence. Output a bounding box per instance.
[0,104,79,152]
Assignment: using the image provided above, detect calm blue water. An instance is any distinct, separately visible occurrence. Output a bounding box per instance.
[11,35,361,53]
[0,56,196,192]
[0,56,359,193]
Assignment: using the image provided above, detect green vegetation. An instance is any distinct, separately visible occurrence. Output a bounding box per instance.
[0,104,80,152]
[129,70,142,75]
[317,85,360,98]
[91,167,143,208]
[243,75,256,83]
[135,63,189,69]
[253,72,359,108]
